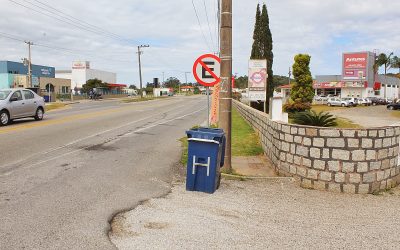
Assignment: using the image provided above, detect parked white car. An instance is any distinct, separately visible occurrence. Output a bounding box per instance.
[327,97,351,107]
[0,88,45,126]
[341,97,358,106]
[357,98,372,106]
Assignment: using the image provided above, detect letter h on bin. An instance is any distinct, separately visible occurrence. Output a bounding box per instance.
[186,128,225,194]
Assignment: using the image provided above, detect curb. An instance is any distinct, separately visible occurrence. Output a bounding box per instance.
[221,173,295,181]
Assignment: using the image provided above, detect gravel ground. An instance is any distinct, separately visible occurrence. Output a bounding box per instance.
[329,106,399,127]
[110,179,400,250]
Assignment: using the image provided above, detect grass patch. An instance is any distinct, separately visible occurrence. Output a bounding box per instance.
[45,103,67,112]
[232,107,264,156]
[121,97,156,103]
[389,110,400,119]
[311,105,344,113]
[179,137,189,166]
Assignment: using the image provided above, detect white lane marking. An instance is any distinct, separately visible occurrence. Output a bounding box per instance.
[0,107,205,177]
[0,104,185,170]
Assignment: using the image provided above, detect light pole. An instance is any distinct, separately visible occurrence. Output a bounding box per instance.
[184,72,190,95]
[137,45,149,98]
[25,41,33,88]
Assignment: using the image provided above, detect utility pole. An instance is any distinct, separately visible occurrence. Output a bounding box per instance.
[219,0,232,172]
[288,67,291,85]
[25,41,33,88]
[137,45,149,98]
[184,72,190,95]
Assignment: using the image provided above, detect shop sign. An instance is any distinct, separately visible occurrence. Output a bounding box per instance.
[248,60,267,92]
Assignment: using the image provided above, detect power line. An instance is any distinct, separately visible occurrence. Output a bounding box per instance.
[191,0,213,52]
[203,0,216,52]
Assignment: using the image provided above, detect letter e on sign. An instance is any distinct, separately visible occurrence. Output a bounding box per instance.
[193,54,221,87]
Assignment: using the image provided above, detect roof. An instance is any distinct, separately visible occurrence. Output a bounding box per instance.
[107,83,127,88]
[181,86,194,89]
[278,84,291,89]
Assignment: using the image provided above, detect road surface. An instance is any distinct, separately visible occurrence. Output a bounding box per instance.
[0,95,207,249]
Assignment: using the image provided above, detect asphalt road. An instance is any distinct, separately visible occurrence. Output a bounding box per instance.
[0,95,207,249]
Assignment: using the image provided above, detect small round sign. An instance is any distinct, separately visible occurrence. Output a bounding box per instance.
[193,54,221,87]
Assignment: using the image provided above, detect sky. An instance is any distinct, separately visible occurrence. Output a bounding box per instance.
[0,0,399,86]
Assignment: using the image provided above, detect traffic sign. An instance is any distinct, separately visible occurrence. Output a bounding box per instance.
[193,54,221,87]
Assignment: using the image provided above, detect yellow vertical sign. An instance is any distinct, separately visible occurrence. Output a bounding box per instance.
[210,83,221,125]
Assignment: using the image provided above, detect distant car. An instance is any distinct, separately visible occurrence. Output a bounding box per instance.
[0,88,45,126]
[341,97,358,106]
[366,97,379,105]
[357,98,371,106]
[387,103,400,110]
[327,97,351,107]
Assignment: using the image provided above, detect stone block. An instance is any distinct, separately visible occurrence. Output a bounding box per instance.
[386,128,395,137]
[290,144,297,154]
[294,156,301,165]
[370,161,381,171]
[280,152,286,161]
[366,150,377,160]
[358,184,370,194]
[289,165,297,175]
[307,169,319,180]
[294,136,302,144]
[380,181,387,190]
[327,138,345,148]
[382,159,390,169]
[314,181,326,190]
[291,127,298,135]
[368,130,378,137]
[376,171,385,181]
[383,138,392,148]
[320,171,332,181]
[363,172,376,183]
[297,167,307,177]
[306,128,318,137]
[303,137,312,146]
[319,129,340,137]
[328,161,340,172]
[301,178,312,189]
[303,158,312,168]
[342,162,355,173]
[328,183,342,193]
[358,130,368,137]
[313,138,325,147]
[349,173,361,183]
[297,146,309,157]
[356,162,369,173]
[281,142,290,152]
[285,134,294,143]
[342,130,356,137]
[348,139,360,148]
[322,149,330,159]
[310,148,321,158]
[298,128,306,135]
[351,150,366,161]
[378,130,386,138]
[313,160,326,170]
[286,154,294,163]
[282,125,290,134]
[335,173,346,183]
[332,149,350,160]
[361,139,373,148]
[343,184,356,193]
[385,169,391,179]
[374,139,383,148]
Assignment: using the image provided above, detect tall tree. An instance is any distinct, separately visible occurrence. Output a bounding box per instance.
[391,56,400,73]
[375,52,394,75]
[250,3,274,111]
[289,54,314,108]
[250,4,262,59]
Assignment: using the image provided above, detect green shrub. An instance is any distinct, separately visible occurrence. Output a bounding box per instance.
[292,110,337,127]
[283,100,311,113]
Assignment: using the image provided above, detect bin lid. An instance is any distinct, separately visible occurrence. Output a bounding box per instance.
[186,127,225,142]
[187,138,220,144]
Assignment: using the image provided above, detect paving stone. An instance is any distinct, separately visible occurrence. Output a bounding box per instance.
[332,149,350,160]
[358,184,370,194]
[328,183,342,193]
[319,129,340,137]
[348,139,360,148]
[363,172,376,183]
[327,138,345,148]
[352,150,366,161]
[313,160,326,170]
[342,130,356,137]
[328,161,340,172]
[343,184,356,193]
[349,173,361,183]
[362,139,373,148]
[313,138,325,147]
[310,148,321,158]
[335,173,345,183]
[356,162,369,173]
[320,171,332,182]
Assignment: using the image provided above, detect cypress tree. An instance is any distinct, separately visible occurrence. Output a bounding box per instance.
[250,4,261,59]
[260,3,274,108]
[291,54,314,105]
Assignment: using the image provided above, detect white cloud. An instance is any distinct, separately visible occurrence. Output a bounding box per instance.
[0,0,399,85]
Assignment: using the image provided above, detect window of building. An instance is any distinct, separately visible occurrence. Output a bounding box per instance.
[374,90,380,96]
[8,71,12,74]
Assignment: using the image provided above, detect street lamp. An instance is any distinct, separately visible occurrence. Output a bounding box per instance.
[137,45,150,98]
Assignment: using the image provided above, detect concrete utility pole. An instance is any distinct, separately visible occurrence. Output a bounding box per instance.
[219,0,232,172]
[137,45,149,98]
[25,41,33,88]
[288,67,291,85]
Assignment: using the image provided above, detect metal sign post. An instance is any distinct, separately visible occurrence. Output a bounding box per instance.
[207,87,210,127]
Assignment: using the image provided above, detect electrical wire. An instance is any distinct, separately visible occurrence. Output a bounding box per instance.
[203,0,216,53]
[191,0,213,52]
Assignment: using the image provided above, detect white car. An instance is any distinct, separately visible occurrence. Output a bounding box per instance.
[341,97,358,106]
[0,88,45,126]
[327,97,351,107]
[357,98,371,106]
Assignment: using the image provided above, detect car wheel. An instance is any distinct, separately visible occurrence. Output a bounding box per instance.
[0,110,10,126]
[341,104,345,107]
[327,103,331,106]
[34,107,44,121]
[388,106,394,111]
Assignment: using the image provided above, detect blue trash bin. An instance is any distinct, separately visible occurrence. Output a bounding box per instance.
[186,128,225,194]
[197,128,226,167]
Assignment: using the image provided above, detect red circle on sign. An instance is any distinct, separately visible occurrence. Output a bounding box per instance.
[193,54,221,87]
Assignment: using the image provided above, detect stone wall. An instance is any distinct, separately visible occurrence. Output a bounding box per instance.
[234,100,400,194]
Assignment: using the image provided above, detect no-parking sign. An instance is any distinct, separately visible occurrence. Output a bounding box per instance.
[193,54,221,87]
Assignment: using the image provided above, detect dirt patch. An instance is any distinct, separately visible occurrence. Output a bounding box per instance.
[143,222,169,230]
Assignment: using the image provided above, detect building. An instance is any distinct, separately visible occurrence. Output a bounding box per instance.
[153,88,173,97]
[0,60,71,102]
[56,61,117,90]
[314,52,400,99]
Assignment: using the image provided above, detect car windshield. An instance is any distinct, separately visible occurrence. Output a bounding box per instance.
[0,90,12,100]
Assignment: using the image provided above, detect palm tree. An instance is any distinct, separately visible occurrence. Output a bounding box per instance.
[375,52,394,75]
[391,56,400,74]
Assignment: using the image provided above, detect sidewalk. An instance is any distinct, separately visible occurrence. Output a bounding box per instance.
[109,160,400,250]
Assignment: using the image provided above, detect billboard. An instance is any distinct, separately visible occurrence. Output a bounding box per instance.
[72,61,90,69]
[343,53,368,80]
[248,60,267,101]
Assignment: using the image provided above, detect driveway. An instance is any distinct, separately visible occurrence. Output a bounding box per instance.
[329,105,400,127]
[110,179,400,249]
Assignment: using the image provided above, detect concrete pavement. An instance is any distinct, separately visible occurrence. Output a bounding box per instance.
[0,95,207,249]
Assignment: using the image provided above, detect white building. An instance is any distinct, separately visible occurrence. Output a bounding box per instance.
[56,61,117,90]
